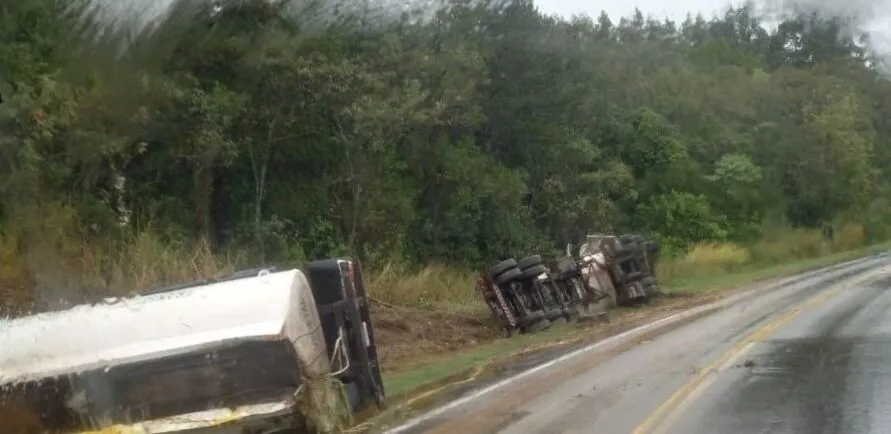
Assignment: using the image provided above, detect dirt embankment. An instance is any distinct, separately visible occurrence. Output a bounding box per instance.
[370,291,729,372]
[371,304,502,369]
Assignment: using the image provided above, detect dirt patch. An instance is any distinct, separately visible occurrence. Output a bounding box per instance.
[371,304,502,370]
[371,290,731,373]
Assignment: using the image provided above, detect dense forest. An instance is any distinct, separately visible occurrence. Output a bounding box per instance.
[2,0,891,309]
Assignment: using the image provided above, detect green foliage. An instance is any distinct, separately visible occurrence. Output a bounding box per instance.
[2,0,891,275]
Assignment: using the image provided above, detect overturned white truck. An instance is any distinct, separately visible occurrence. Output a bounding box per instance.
[0,259,385,433]
[477,234,662,335]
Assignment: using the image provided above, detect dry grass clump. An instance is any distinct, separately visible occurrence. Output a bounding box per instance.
[81,231,240,296]
[748,228,827,265]
[366,262,481,309]
[294,373,354,433]
[658,224,873,286]
[656,242,751,280]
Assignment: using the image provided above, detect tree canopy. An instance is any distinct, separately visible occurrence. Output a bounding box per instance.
[2,0,891,270]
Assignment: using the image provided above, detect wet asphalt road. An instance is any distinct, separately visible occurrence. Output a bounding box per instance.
[385,253,891,434]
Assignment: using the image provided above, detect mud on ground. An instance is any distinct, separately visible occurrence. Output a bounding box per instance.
[371,303,502,370]
[371,290,730,373]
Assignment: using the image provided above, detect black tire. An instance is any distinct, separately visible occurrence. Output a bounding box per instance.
[644,240,660,256]
[520,310,547,326]
[489,258,517,278]
[545,308,564,321]
[517,255,543,270]
[615,244,637,256]
[495,267,522,286]
[551,316,569,327]
[642,276,660,296]
[619,234,636,245]
[522,318,551,334]
[521,264,549,280]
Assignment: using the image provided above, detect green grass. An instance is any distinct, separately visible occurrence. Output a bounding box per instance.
[381,241,891,400]
[383,326,578,397]
[661,241,891,293]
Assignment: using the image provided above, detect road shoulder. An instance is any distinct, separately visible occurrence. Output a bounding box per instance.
[364,251,889,433]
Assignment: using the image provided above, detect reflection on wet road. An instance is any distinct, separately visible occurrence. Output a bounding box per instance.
[384,254,891,434]
[665,273,891,434]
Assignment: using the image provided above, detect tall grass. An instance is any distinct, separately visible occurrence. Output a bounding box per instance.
[365,262,480,310]
[81,232,241,295]
[0,227,481,315]
[656,223,875,288]
[0,229,239,315]
[1,222,884,316]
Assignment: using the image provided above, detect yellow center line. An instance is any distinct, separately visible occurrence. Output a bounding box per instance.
[632,268,890,434]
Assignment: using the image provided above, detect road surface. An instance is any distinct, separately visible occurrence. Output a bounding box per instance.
[383,253,891,434]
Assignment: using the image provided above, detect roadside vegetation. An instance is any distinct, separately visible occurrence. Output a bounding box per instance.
[3,0,891,377]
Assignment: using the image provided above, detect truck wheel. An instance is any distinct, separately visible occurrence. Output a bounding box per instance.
[522,318,551,334]
[614,245,636,257]
[489,259,517,278]
[517,255,543,270]
[644,241,660,257]
[495,268,522,286]
[520,264,548,280]
[544,307,564,321]
[520,310,547,326]
[641,277,661,296]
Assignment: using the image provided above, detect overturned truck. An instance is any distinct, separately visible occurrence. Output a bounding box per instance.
[478,234,661,335]
[0,259,385,434]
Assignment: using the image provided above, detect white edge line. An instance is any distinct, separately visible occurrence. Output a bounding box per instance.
[383,254,885,434]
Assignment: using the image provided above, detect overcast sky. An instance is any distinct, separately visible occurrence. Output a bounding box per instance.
[534,0,732,22]
[83,0,891,63]
[534,0,891,61]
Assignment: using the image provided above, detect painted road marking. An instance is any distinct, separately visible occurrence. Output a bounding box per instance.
[632,267,891,434]
[380,255,880,434]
